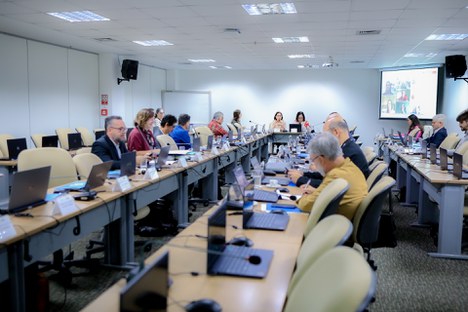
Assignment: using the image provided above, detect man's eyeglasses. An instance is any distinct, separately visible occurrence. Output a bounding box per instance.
[311,155,322,163]
[110,126,127,132]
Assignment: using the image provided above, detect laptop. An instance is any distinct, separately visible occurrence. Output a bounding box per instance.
[421,140,428,159]
[289,124,301,133]
[7,138,27,160]
[54,161,113,193]
[207,201,273,278]
[207,135,214,150]
[120,251,169,312]
[250,157,290,185]
[41,135,59,148]
[192,137,201,152]
[107,151,136,179]
[453,153,468,179]
[439,148,453,171]
[155,146,176,170]
[429,144,438,165]
[264,160,292,173]
[233,166,279,203]
[242,189,290,231]
[0,166,51,214]
[397,131,407,147]
[94,130,105,140]
[67,133,83,150]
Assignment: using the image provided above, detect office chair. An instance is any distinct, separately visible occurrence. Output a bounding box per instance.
[156,135,178,151]
[352,176,396,270]
[303,178,349,237]
[93,128,106,140]
[287,215,353,296]
[0,134,14,158]
[76,127,95,147]
[73,152,102,179]
[439,133,461,150]
[194,126,213,146]
[365,151,378,166]
[226,123,238,135]
[31,134,45,148]
[284,246,376,312]
[75,147,92,155]
[366,162,388,191]
[368,160,384,172]
[55,128,75,150]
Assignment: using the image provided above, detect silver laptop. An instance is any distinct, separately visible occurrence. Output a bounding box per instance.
[54,161,113,193]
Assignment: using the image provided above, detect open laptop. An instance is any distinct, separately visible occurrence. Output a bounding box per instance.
[7,138,27,160]
[250,157,289,185]
[120,251,169,312]
[233,166,279,203]
[439,148,453,171]
[192,137,201,152]
[397,131,407,147]
[155,146,176,170]
[421,140,428,159]
[429,144,438,165]
[289,124,301,133]
[0,166,51,214]
[207,201,273,278]
[264,160,292,173]
[54,161,113,193]
[453,153,468,179]
[207,135,214,150]
[67,133,83,150]
[41,135,59,148]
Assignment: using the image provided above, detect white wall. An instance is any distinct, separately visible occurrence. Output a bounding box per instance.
[441,77,468,135]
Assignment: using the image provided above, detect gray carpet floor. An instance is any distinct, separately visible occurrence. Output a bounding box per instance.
[41,194,468,311]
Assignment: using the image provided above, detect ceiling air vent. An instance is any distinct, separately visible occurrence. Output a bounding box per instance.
[356,30,381,36]
[94,37,116,42]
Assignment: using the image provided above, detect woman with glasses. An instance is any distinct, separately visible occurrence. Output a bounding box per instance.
[269,111,287,132]
[292,111,312,133]
[127,108,161,154]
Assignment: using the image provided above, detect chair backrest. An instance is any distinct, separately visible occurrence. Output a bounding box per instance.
[226,123,238,135]
[195,126,213,146]
[366,162,388,191]
[17,147,77,187]
[284,246,376,312]
[73,153,103,178]
[55,128,75,150]
[288,215,353,296]
[352,176,396,246]
[156,135,178,151]
[361,146,374,157]
[0,134,15,158]
[365,151,377,165]
[408,127,420,137]
[75,147,92,155]
[422,125,433,140]
[456,141,468,155]
[439,133,460,150]
[303,178,349,237]
[31,134,45,148]
[76,127,94,147]
[368,159,384,172]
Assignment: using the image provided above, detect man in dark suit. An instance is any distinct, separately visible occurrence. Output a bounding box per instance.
[92,115,148,169]
[425,114,448,148]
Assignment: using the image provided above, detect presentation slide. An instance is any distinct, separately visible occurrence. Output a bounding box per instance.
[379,67,440,120]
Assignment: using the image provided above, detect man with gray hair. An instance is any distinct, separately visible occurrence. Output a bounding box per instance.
[208,111,228,137]
[297,132,368,220]
[424,114,447,148]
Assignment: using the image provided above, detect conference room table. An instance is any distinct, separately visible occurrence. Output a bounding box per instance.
[0,134,272,312]
[83,199,308,312]
[384,144,468,260]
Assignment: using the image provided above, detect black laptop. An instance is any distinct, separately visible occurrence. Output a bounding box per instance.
[120,251,169,312]
[289,124,301,133]
[233,166,279,203]
[42,135,59,148]
[439,148,453,171]
[7,138,27,160]
[54,161,113,193]
[421,140,428,159]
[192,137,201,152]
[207,201,273,278]
[0,166,51,214]
[67,133,83,150]
[453,153,468,179]
[397,131,407,147]
[429,144,438,165]
[207,135,214,150]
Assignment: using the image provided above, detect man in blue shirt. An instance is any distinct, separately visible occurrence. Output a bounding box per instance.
[170,114,192,149]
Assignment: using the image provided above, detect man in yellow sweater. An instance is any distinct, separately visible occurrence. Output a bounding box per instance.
[297,132,368,220]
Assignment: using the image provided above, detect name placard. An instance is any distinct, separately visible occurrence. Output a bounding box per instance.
[211,146,219,155]
[0,215,16,242]
[223,142,230,151]
[53,194,78,216]
[144,167,159,180]
[178,157,188,168]
[113,176,132,192]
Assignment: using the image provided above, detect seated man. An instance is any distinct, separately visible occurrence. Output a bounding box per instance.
[448,109,468,156]
[153,114,177,136]
[297,132,368,221]
[424,114,447,148]
[170,114,192,149]
[208,111,228,137]
[91,115,149,170]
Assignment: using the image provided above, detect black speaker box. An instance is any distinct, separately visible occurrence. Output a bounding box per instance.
[121,59,139,80]
[445,55,467,78]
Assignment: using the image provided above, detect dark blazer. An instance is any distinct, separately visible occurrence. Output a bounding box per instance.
[91,135,128,170]
[425,127,447,148]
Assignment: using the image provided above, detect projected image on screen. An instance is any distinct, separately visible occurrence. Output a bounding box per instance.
[379,67,440,120]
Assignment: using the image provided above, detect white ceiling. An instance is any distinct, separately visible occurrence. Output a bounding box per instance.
[1,0,468,70]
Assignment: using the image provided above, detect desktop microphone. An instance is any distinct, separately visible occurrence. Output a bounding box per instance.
[249,120,261,125]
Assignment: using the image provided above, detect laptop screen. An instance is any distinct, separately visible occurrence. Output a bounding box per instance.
[250,157,262,171]
[233,166,249,190]
[120,251,169,312]
[207,135,213,150]
[430,144,437,164]
[157,146,171,167]
[397,131,406,146]
[67,133,83,150]
[207,200,227,270]
[7,138,27,160]
[120,151,136,177]
[84,161,113,191]
[192,137,201,152]
[453,153,463,179]
[289,124,301,133]
[421,140,428,159]
[42,135,59,148]
[439,148,448,170]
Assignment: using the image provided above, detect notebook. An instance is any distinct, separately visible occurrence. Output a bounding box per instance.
[0,166,51,214]
[7,138,27,160]
[54,161,113,193]
[453,153,468,179]
[67,133,83,150]
[41,135,59,148]
[207,201,273,278]
[233,166,279,203]
[120,251,169,312]
[289,124,301,133]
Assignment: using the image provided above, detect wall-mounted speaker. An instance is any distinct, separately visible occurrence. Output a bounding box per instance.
[445,55,467,78]
[121,59,139,80]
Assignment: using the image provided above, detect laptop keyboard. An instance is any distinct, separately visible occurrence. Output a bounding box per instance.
[248,213,281,228]
[253,190,278,202]
[216,246,252,274]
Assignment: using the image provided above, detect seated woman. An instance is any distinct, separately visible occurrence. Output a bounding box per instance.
[292,111,312,132]
[407,114,423,141]
[127,108,160,156]
[231,109,243,131]
[269,111,287,132]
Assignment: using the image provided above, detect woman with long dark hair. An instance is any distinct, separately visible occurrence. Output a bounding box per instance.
[407,114,423,141]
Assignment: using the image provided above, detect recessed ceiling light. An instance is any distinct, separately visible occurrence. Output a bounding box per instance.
[209,65,232,69]
[188,59,216,63]
[273,36,309,43]
[404,52,438,58]
[288,54,314,59]
[47,11,110,22]
[425,34,468,40]
[242,3,297,15]
[133,40,173,46]
[297,64,319,69]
